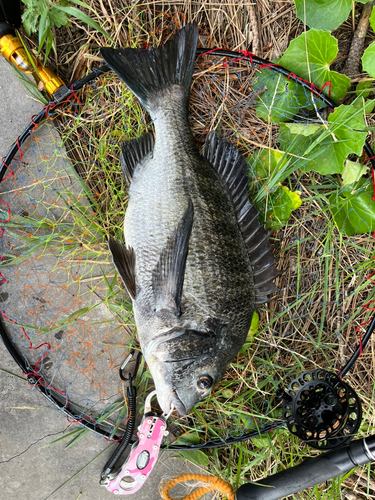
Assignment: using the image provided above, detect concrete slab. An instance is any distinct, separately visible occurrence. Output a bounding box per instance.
[0,56,212,499]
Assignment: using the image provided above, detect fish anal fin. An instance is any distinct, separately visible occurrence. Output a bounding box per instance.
[108,237,136,299]
[203,131,279,306]
[152,199,194,316]
[121,132,154,186]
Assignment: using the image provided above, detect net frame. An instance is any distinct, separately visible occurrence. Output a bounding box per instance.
[0,47,374,453]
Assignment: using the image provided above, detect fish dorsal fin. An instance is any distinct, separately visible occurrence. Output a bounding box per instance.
[108,237,136,299]
[203,131,280,305]
[120,132,154,186]
[152,199,194,316]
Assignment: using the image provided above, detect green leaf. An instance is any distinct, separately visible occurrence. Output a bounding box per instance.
[7,61,48,104]
[44,28,55,61]
[175,433,210,465]
[241,311,260,352]
[174,434,201,446]
[370,4,375,31]
[49,7,69,28]
[362,42,375,78]
[279,30,350,102]
[254,184,302,230]
[341,160,369,186]
[355,81,372,99]
[65,429,90,448]
[294,0,352,31]
[353,84,375,113]
[327,104,368,155]
[247,149,302,229]
[272,186,302,229]
[279,105,367,175]
[329,181,375,235]
[38,6,49,50]
[252,436,270,449]
[248,148,291,187]
[52,5,112,40]
[254,69,307,123]
[249,310,259,339]
[178,449,210,467]
[221,389,234,398]
[21,2,40,36]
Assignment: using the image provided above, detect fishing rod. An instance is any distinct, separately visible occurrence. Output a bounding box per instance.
[1,29,375,497]
[235,435,375,500]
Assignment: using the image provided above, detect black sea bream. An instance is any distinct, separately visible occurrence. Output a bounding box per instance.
[101,23,279,416]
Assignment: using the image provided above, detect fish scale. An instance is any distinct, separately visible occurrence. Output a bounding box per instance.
[102,23,278,416]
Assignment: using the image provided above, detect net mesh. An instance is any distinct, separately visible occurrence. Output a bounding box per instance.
[0,122,137,432]
[0,13,374,458]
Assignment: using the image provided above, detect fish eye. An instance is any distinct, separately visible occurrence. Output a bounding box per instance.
[197,375,213,391]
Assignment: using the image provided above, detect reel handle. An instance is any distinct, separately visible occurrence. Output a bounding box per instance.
[235,436,375,500]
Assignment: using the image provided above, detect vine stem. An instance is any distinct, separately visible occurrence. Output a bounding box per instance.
[342,1,375,77]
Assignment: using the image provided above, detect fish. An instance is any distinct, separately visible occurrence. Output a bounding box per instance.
[100,23,279,416]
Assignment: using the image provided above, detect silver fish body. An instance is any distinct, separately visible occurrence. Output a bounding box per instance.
[101,24,278,415]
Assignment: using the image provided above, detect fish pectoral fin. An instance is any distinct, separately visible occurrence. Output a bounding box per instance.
[108,237,136,299]
[120,132,154,186]
[152,199,194,316]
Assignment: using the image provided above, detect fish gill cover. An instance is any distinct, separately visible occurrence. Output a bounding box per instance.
[0,2,374,494]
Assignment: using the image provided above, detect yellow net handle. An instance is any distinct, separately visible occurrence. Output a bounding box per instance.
[161,473,235,500]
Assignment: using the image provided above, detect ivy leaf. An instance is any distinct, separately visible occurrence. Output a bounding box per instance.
[279,30,350,102]
[254,69,307,123]
[355,81,372,99]
[351,92,375,114]
[341,160,369,187]
[294,0,352,31]
[329,181,375,236]
[255,185,302,230]
[248,148,291,186]
[279,105,367,175]
[327,105,368,155]
[247,149,302,230]
[362,42,375,79]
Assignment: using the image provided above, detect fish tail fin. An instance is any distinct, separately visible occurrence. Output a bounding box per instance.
[100,23,199,113]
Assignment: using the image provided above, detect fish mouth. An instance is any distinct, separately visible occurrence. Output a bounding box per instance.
[170,397,187,416]
[159,390,187,416]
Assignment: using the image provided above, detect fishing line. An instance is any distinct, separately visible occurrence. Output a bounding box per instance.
[1,46,374,453]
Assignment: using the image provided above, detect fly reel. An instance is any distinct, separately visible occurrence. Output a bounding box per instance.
[278,369,362,450]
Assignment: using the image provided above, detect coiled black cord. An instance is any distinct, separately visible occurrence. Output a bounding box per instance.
[101,384,137,478]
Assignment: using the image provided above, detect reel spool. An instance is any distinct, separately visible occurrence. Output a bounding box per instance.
[278,369,362,450]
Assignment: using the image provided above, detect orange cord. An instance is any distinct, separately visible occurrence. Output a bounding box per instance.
[160,473,235,500]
